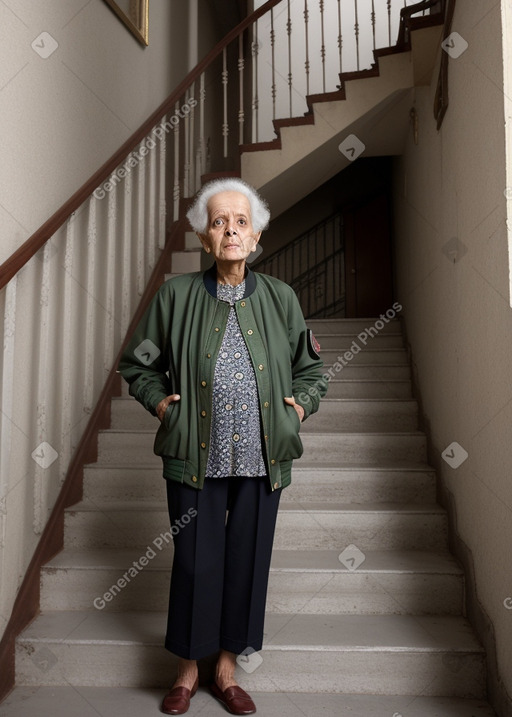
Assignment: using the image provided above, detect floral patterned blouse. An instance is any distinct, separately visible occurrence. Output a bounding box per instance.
[205,280,266,478]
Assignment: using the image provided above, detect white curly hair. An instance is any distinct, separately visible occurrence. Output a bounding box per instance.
[186,178,270,234]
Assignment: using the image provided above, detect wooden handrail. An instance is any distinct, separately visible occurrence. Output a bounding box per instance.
[0,0,444,291]
[0,0,283,290]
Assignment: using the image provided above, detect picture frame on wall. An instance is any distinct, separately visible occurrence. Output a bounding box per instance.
[103,0,149,46]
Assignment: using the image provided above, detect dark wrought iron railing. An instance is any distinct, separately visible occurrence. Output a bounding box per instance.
[253,211,345,319]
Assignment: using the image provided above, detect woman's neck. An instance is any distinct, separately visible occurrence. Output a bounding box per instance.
[216,261,246,286]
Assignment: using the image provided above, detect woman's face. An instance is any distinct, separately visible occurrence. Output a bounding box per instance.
[199,191,261,264]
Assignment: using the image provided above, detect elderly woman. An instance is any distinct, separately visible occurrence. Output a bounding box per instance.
[118,178,327,715]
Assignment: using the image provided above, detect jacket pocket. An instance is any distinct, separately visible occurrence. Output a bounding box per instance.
[162,399,181,431]
[273,400,303,460]
[163,401,180,432]
[154,405,183,458]
[288,403,302,433]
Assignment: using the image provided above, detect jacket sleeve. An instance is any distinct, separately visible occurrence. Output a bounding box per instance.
[116,284,173,416]
[287,290,328,420]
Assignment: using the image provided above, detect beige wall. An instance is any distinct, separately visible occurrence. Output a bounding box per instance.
[0,0,191,265]
[393,1,512,711]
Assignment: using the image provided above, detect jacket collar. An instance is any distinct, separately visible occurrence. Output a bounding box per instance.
[203,263,257,299]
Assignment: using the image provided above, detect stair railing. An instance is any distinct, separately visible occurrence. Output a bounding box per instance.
[253,211,345,319]
[0,0,443,643]
[0,0,441,292]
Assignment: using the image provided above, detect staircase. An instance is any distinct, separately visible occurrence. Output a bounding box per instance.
[4,316,496,716]
[0,2,501,714]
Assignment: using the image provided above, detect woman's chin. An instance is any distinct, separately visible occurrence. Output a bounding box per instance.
[218,252,247,262]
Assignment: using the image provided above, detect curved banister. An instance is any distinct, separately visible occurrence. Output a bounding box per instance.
[0,0,441,290]
[0,0,283,290]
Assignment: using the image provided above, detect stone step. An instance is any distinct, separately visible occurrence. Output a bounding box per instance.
[15,611,486,697]
[119,365,412,390]
[83,463,436,504]
[110,397,419,432]
[323,363,410,379]
[307,318,401,334]
[311,332,404,349]
[321,378,412,398]
[322,348,408,365]
[0,687,497,717]
[41,548,463,615]
[63,501,447,550]
[184,230,200,251]
[170,250,202,273]
[95,431,427,465]
[120,376,413,400]
[307,400,418,430]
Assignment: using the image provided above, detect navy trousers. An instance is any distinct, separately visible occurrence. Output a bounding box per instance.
[164,476,282,660]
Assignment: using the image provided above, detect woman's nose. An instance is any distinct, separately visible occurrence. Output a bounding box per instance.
[225,226,237,236]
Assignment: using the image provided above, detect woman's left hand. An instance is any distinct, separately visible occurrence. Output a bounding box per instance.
[284,396,305,423]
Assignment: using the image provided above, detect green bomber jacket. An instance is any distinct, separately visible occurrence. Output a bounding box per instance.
[117,264,328,492]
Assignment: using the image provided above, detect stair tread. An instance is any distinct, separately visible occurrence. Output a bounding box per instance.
[308,318,401,322]
[117,379,413,386]
[44,548,463,574]
[293,462,435,472]
[65,500,444,513]
[330,378,411,382]
[280,501,444,513]
[99,428,426,436]
[313,328,402,333]
[111,396,416,404]
[17,611,484,652]
[0,687,497,717]
[84,462,435,473]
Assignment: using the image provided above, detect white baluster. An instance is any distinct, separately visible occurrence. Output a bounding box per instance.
[147,139,157,271]
[33,239,53,535]
[238,34,245,146]
[319,0,326,93]
[287,0,293,116]
[354,0,360,71]
[271,9,276,120]
[388,0,392,47]
[371,0,376,51]
[304,1,310,98]
[190,88,196,196]
[104,185,117,374]
[173,104,181,222]
[199,73,206,179]
[222,47,229,158]
[158,125,167,249]
[121,170,133,334]
[58,217,77,484]
[0,277,17,547]
[183,93,191,197]
[251,22,259,143]
[136,147,147,294]
[83,198,98,418]
[337,0,343,75]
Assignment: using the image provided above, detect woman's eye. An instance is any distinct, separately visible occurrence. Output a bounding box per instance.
[213,219,223,226]
[238,219,246,225]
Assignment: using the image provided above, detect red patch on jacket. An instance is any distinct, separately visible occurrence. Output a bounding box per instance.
[307,329,321,359]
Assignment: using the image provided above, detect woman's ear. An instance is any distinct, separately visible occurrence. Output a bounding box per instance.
[197,233,211,253]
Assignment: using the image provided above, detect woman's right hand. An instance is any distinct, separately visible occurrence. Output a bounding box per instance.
[156,394,181,422]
